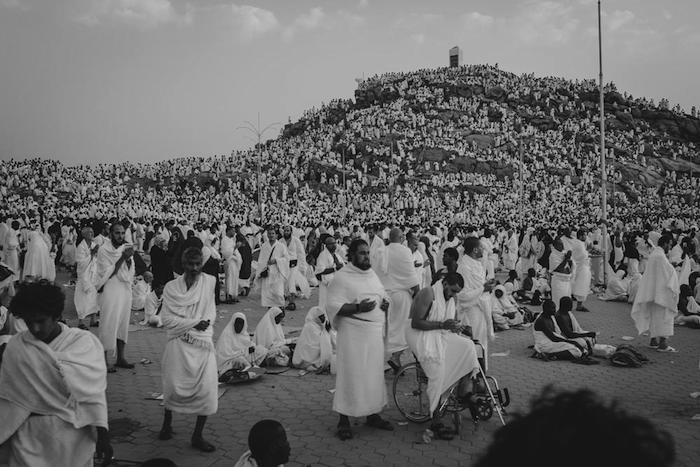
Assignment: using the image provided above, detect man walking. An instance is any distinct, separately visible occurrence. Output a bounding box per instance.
[159,247,218,452]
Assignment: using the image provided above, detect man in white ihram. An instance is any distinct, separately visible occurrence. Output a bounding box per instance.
[96,223,135,373]
[631,232,680,353]
[380,228,420,369]
[455,237,495,368]
[159,247,218,452]
[75,226,100,329]
[326,239,392,441]
[406,272,481,440]
[220,225,242,303]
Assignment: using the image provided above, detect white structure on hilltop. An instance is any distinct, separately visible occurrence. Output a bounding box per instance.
[449,46,462,68]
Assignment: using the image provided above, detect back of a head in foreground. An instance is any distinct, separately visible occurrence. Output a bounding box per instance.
[249,419,290,465]
[474,387,675,467]
[140,459,178,467]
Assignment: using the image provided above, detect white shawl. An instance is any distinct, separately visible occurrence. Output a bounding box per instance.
[254,307,286,350]
[380,243,420,292]
[417,281,455,363]
[161,273,216,349]
[292,306,333,369]
[631,247,680,333]
[0,324,108,445]
[215,312,260,371]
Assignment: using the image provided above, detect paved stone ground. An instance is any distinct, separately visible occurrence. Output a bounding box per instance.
[53,269,700,467]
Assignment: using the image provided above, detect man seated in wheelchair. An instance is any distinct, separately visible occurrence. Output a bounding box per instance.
[405,272,482,440]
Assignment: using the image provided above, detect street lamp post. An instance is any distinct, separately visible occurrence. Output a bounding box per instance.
[598,0,608,286]
[237,114,280,224]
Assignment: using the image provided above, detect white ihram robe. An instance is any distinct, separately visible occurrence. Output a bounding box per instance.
[96,242,134,355]
[0,324,108,467]
[161,273,218,416]
[22,231,55,281]
[74,240,99,319]
[369,235,386,276]
[631,247,680,339]
[255,240,290,308]
[380,243,420,355]
[570,238,592,302]
[292,306,334,372]
[549,248,572,308]
[327,263,389,417]
[405,281,480,414]
[215,312,266,374]
[284,235,311,299]
[456,255,494,368]
[221,235,241,298]
[315,248,345,313]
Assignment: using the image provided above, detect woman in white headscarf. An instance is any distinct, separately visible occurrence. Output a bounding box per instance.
[490,285,524,330]
[291,306,334,372]
[254,307,291,366]
[215,312,267,374]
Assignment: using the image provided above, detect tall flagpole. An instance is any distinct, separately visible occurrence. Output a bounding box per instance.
[598,0,608,286]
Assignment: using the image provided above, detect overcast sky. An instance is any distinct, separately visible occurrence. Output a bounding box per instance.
[1,0,698,165]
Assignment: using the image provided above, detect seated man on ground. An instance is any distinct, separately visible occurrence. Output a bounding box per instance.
[216,312,267,381]
[0,280,112,467]
[234,419,291,467]
[675,284,700,328]
[532,299,588,361]
[598,264,630,302]
[406,272,481,440]
[291,306,335,373]
[490,285,526,331]
[555,297,597,355]
[254,307,292,367]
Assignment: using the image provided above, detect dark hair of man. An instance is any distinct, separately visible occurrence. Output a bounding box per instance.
[183,237,204,251]
[442,272,464,289]
[181,246,203,262]
[10,279,65,319]
[444,247,459,262]
[558,296,573,313]
[474,387,675,467]
[658,234,673,248]
[109,222,124,233]
[348,238,368,258]
[541,299,556,316]
[463,236,480,255]
[11,220,20,230]
[249,419,285,459]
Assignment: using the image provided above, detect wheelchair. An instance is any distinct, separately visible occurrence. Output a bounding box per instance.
[392,341,510,432]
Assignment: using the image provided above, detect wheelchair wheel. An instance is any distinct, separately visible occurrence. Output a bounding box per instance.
[475,398,493,420]
[393,362,431,423]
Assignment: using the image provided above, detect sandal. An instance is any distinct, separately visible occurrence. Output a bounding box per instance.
[656,346,678,353]
[366,415,394,431]
[115,361,135,369]
[430,423,456,441]
[191,437,216,452]
[336,425,353,441]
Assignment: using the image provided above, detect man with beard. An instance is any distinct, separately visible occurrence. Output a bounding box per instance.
[631,233,680,352]
[326,239,392,440]
[456,237,496,368]
[255,226,289,310]
[380,228,420,369]
[281,225,310,311]
[315,234,345,313]
[74,226,100,329]
[95,223,135,373]
[159,247,218,452]
[220,226,242,304]
[549,236,573,308]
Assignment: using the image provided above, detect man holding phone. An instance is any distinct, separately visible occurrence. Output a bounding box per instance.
[95,222,135,373]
